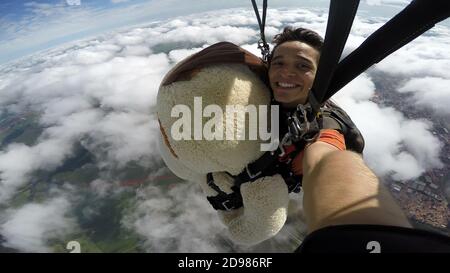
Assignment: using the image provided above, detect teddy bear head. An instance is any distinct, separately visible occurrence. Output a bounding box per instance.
[157,42,273,178]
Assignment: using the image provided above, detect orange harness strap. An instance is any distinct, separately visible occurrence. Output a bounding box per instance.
[291,129,346,176]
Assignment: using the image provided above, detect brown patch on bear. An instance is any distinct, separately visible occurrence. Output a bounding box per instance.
[158,118,178,159]
[161,42,268,86]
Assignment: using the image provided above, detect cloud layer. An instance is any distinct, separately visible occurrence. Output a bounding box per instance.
[332,74,443,180]
[0,195,76,252]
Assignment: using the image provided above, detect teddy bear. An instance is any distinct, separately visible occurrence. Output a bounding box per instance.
[156,42,291,245]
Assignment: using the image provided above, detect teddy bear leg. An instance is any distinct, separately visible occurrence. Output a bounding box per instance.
[223,174,290,245]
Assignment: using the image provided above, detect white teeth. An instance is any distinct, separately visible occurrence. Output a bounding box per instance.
[277,82,297,88]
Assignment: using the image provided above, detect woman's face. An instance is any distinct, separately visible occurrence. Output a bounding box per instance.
[268,41,319,108]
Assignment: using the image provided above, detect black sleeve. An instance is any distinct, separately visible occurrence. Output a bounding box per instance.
[295,224,450,253]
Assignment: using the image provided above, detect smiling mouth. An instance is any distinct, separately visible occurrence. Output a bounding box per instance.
[276,82,300,89]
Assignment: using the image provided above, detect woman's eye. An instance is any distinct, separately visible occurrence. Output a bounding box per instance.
[298,63,311,70]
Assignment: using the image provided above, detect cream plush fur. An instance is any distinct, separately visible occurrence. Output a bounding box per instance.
[157,63,290,245]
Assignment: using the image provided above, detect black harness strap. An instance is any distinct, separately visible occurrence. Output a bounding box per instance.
[234,150,278,185]
[251,0,270,62]
[308,0,360,114]
[206,173,243,211]
[324,0,450,101]
[205,102,365,211]
[206,149,302,211]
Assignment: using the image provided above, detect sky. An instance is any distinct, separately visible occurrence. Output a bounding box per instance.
[2,0,449,65]
[0,0,449,252]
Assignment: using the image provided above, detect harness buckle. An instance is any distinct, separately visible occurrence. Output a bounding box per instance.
[221,200,234,211]
[291,182,302,193]
[246,165,262,179]
[288,104,310,142]
[286,103,321,143]
[278,133,291,157]
[257,39,270,62]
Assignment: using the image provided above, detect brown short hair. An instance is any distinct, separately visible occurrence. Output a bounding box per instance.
[269,26,323,62]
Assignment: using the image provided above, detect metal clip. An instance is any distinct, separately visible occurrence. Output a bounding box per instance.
[287,104,315,142]
[257,39,270,62]
[221,200,234,211]
[246,165,262,179]
[278,133,291,157]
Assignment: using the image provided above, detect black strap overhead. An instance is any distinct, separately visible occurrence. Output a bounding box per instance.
[251,0,270,62]
[324,0,450,101]
[308,0,360,115]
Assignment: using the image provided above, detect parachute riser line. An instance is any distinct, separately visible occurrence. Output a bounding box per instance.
[325,0,450,101]
[308,0,360,115]
[251,0,270,62]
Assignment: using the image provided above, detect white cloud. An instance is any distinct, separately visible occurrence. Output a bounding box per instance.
[168,47,206,63]
[121,45,152,56]
[0,196,76,252]
[0,41,170,203]
[84,111,160,169]
[123,182,229,252]
[374,39,450,79]
[332,74,443,181]
[66,0,81,6]
[123,181,305,252]
[0,109,101,203]
[369,26,450,116]
[24,2,69,17]
[398,77,450,115]
[164,19,189,29]
[159,25,256,45]
[240,43,264,59]
[90,179,113,198]
[365,0,412,7]
[111,0,129,4]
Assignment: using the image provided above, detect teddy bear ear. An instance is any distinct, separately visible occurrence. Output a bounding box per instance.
[160,41,268,87]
